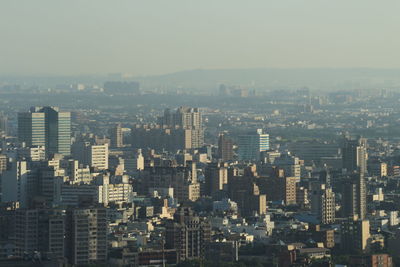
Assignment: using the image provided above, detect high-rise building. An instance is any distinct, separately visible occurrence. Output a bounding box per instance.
[88,144,109,170]
[15,208,66,259]
[138,162,200,202]
[260,175,297,206]
[18,107,71,156]
[125,149,145,174]
[310,182,335,224]
[72,142,109,170]
[228,176,267,216]
[204,162,228,196]
[342,172,367,220]
[0,112,8,135]
[159,107,204,149]
[237,129,269,161]
[342,135,367,174]
[165,207,211,261]
[0,154,7,174]
[274,152,301,181]
[218,133,234,162]
[110,123,123,148]
[341,217,370,253]
[66,207,108,265]
[1,161,30,207]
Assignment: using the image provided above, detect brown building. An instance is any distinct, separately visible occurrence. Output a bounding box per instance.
[349,254,393,267]
[66,207,107,265]
[228,176,267,217]
[259,176,297,205]
[341,217,370,254]
[165,207,211,262]
[218,133,234,162]
[204,162,228,196]
[110,123,123,148]
[137,162,200,202]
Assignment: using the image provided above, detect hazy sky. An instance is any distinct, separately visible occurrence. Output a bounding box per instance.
[1,0,400,76]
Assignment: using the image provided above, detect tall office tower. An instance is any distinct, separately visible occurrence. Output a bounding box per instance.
[342,135,367,174]
[218,133,234,162]
[18,107,71,156]
[310,182,336,224]
[341,218,370,254]
[237,129,269,161]
[204,162,228,196]
[342,172,367,220]
[165,207,211,262]
[110,123,123,148]
[66,208,108,265]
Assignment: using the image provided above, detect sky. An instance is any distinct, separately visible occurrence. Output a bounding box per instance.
[1,0,400,76]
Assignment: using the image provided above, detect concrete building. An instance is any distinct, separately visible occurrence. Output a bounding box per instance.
[341,217,370,254]
[204,162,228,196]
[110,123,123,148]
[18,146,46,161]
[73,142,109,170]
[1,161,30,207]
[165,207,211,262]
[311,183,335,224]
[342,172,367,220]
[138,162,200,202]
[15,209,65,259]
[124,149,144,174]
[238,129,269,161]
[218,133,234,162]
[66,208,107,265]
[342,135,367,174]
[274,152,301,181]
[18,106,71,156]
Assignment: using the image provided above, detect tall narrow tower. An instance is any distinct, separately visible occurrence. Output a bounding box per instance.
[110,123,123,148]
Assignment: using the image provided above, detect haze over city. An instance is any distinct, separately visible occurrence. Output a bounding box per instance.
[1,1,400,267]
[1,0,400,76]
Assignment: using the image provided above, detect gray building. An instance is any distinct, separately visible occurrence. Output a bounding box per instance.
[18,107,71,157]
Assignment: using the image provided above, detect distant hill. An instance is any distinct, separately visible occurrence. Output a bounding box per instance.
[135,68,400,92]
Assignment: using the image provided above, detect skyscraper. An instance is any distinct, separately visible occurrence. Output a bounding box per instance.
[110,123,123,148]
[18,107,71,156]
[218,133,234,162]
[342,135,367,174]
[342,172,367,220]
[237,129,269,161]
